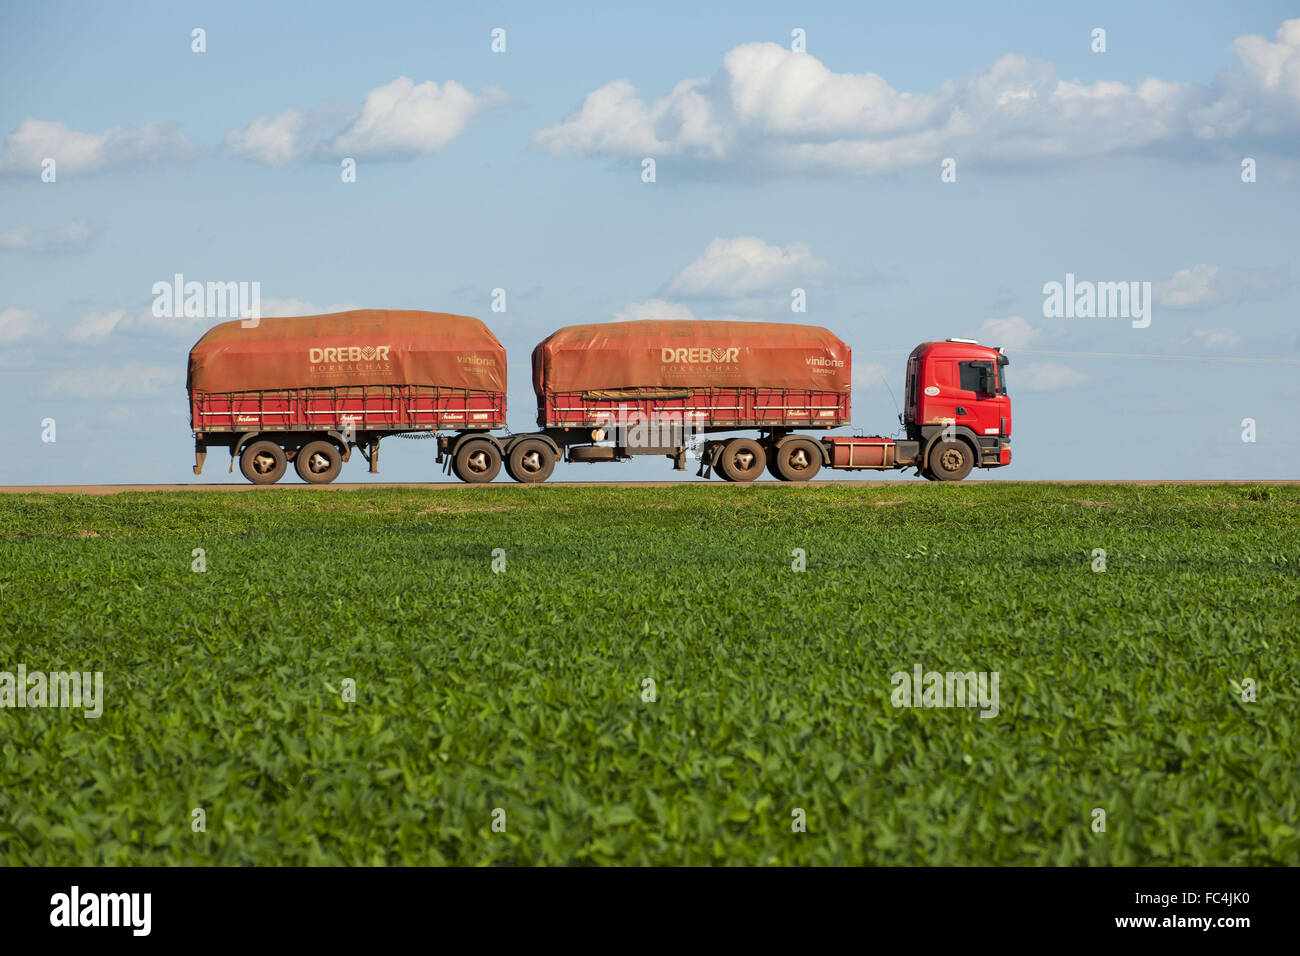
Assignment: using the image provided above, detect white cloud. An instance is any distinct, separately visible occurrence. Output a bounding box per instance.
[259,298,364,317]
[1190,329,1241,349]
[1156,264,1220,309]
[977,315,1038,350]
[332,78,509,159]
[614,299,698,322]
[535,19,1300,176]
[224,78,510,165]
[1016,363,1086,390]
[221,109,320,167]
[1232,18,1300,100]
[0,220,92,254]
[70,309,127,342]
[0,119,200,175]
[0,308,36,342]
[611,299,772,325]
[76,298,366,341]
[1155,263,1292,310]
[667,237,829,298]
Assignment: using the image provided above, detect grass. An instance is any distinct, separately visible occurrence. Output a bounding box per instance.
[0,482,1297,865]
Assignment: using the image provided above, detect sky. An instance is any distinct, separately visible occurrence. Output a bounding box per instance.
[1,0,1298,483]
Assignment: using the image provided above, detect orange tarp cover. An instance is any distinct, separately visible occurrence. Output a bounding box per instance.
[187,310,506,394]
[533,320,851,393]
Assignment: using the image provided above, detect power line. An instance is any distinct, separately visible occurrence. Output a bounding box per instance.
[854,348,1300,365]
[1015,348,1300,365]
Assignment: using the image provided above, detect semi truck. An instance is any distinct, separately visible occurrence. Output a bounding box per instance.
[187,312,1012,484]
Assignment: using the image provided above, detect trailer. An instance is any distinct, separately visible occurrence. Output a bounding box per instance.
[434,320,1012,483]
[188,309,506,484]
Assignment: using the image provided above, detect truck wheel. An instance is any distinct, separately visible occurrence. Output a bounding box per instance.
[717,437,766,483]
[928,439,974,481]
[295,440,342,484]
[773,438,822,482]
[240,440,287,485]
[454,439,501,483]
[506,439,554,483]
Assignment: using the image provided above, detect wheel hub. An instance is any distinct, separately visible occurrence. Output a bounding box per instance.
[253,453,277,473]
[308,452,330,473]
[940,448,963,471]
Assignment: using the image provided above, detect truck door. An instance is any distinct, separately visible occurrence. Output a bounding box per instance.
[956,359,1001,436]
[927,359,958,425]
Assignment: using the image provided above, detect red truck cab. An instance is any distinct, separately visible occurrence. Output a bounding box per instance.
[905,339,1011,472]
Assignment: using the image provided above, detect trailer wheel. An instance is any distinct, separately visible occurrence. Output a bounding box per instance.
[927,439,974,481]
[505,439,554,483]
[453,439,501,483]
[717,437,766,483]
[295,440,343,484]
[239,440,287,485]
[772,438,822,482]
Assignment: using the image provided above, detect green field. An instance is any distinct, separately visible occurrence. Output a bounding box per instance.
[1,483,1297,865]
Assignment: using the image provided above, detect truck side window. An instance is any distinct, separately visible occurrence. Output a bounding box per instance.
[959,360,995,394]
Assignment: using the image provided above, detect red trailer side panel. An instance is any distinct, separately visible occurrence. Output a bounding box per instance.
[191,385,505,434]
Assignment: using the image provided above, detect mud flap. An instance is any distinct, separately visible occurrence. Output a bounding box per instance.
[696,442,722,479]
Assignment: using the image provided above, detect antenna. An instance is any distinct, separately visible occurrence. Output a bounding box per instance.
[880,369,903,429]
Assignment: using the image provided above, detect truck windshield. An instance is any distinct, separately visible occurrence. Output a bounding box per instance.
[997,365,1008,395]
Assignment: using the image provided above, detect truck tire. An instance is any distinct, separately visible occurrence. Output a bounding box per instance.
[295,440,343,484]
[772,438,821,482]
[240,440,287,485]
[717,437,766,483]
[453,439,501,483]
[505,439,555,483]
[927,439,974,481]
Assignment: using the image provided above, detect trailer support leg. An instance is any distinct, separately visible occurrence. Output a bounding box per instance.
[368,438,380,474]
[697,442,722,479]
[193,443,206,476]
